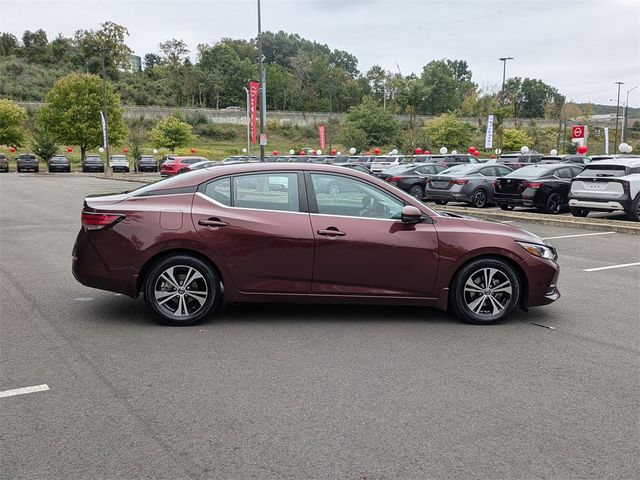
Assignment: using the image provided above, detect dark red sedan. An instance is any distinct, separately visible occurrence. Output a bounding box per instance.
[73,163,560,326]
[160,156,209,176]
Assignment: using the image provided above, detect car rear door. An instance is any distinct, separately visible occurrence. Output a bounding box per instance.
[192,172,314,294]
[306,172,439,297]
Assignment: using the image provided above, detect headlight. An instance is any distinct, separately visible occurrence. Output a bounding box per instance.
[516,241,557,261]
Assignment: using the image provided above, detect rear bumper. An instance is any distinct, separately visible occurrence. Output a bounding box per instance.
[424,191,471,202]
[493,196,535,207]
[568,196,632,212]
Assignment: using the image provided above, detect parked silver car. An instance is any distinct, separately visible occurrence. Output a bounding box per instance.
[425,163,513,208]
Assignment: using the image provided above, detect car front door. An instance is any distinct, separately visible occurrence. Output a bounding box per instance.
[192,172,314,294]
[306,172,439,297]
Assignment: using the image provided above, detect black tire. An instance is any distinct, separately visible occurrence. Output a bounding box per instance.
[499,204,515,211]
[434,200,448,205]
[16,167,21,173]
[544,192,562,214]
[35,168,39,173]
[450,257,521,325]
[471,188,488,208]
[144,255,220,326]
[630,194,640,222]
[326,181,341,195]
[570,207,589,218]
[408,185,424,199]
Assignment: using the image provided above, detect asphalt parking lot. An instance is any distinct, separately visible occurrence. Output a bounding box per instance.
[1,173,639,480]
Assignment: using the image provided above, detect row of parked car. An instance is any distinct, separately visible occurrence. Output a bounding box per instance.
[0,153,169,173]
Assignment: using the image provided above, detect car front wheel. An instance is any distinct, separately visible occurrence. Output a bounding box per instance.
[544,193,562,214]
[471,188,488,208]
[630,194,640,222]
[144,255,220,326]
[409,185,424,199]
[450,258,521,325]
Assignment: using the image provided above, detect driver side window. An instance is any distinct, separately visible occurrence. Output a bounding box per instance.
[310,173,404,219]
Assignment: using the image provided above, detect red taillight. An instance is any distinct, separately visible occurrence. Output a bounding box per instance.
[492,180,499,188]
[523,181,542,189]
[81,211,124,231]
[387,176,402,182]
[450,179,469,185]
[427,178,433,184]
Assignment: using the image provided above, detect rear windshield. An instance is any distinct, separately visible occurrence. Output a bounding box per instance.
[382,165,413,175]
[19,155,36,160]
[50,157,68,163]
[439,164,479,175]
[577,164,632,177]
[85,157,102,163]
[506,165,552,178]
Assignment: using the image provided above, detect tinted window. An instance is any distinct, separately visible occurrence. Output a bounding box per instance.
[496,166,513,176]
[233,173,299,212]
[203,178,231,206]
[311,173,403,220]
[441,164,478,175]
[85,157,102,163]
[554,168,572,179]
[507,166,552,178]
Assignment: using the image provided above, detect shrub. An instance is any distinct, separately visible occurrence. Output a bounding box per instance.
[195,123,238,141]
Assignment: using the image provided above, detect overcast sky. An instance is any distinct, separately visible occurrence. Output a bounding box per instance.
[1,0,639,106]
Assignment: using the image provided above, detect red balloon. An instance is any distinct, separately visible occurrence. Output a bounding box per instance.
[299,150,305,155]
[473,150,480,157]
[490,153,497,159]
[468,146,476,154]
[123,147,129,154]
[577,145,588,154]
[272,150,279,155]
[365,150,371,155]
[373,147,381,155]
[415,148,423,154]
[67,146,73,153]
[190,147,196,153]
[9,146,16,153]
[424,150,430,155]
[330,149,337,155]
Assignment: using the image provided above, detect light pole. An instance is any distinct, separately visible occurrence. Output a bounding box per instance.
[257,0,266,162]
[613,81,624,151]
[498,57,513,153]
[622,85,637,143]
[243,86,251,154]
[101,51,112,178]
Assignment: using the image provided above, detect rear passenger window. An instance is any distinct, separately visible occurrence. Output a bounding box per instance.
[203,178,231,206]
[555,168,572,179]
[233,173,300,212]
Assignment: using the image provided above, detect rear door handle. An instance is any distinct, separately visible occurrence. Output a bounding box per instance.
[198,218,229,228]
[317,228,346,237]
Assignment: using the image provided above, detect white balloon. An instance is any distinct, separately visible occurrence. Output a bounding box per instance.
[618,143,629,153]
[316,150,322,155]
[98,147,104,153]
[289,149,295,155]
[391,149,398,155]
[521,146,530,154]
[242,148,247,153]
[627,145,633,153]
[495,148,502,155]
[152,149,158,154]
[439,147,448,154]
[349,147,357,155]
[336,151,342,156]
[550,149,558,156]
[451,150,458,155]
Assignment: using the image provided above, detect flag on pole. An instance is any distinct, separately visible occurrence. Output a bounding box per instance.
[248,80,259,144]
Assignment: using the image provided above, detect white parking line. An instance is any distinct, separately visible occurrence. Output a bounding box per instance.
[543,231,616,240]
[584,262,640,272]
[0,384,49,399]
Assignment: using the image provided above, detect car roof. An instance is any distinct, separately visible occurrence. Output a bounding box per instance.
[588,156,640,167]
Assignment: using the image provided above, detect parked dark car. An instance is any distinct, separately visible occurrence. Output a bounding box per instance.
[540,155,591,165]
[0,153,8,172]
[16,153,39,173]
[160,156,209,176]
[425,164,514,208]
[188,160,220,171]
[493,163,584,213]
[48,155,71,173]
[379,163,449,198]
[495,153,543,169]
[136,155,158,172]
[73,163,560,326]
[426,154,481,167]
[82,155,105,173]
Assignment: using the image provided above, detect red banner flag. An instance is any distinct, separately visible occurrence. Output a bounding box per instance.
[319,125,326,149]
[249,80,259,144]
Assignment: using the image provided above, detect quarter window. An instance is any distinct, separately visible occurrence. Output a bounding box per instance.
[203,178,231,206]
[310,173,404,219]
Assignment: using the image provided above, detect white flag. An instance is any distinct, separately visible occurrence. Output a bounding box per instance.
[485,115,494,149]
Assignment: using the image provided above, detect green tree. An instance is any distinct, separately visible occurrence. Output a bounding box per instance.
[38,73,127,159]
[150,116,193,152]
[337,124,368,152]
[343,96,399,147]
[75,21,133,76]
[423,114,473,150]
[31,129,58,162]
[0,98,28,147]
[0,33,21,56]
[502,128,533,151]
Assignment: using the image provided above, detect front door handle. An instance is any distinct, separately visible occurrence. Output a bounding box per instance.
[317,227,346,237]
[198,218,229,228]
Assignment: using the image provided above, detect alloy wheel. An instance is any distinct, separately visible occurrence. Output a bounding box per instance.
[153,265,209,318]
[462,267,513,318]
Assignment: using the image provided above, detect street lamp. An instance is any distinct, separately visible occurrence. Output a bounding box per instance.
[622,85,638,143]
[613,81,624,151]
[498,57,514,152]
[257,0,266,162]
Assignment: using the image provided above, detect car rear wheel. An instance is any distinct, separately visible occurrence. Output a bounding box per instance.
[570,207,589,217]
[144,255,219,326]
[471,188,488,208]
[409,185,424,199]
[450,258,521,325]
[499,204,514,211]
[544,193,562,214]
[434,200,448,205]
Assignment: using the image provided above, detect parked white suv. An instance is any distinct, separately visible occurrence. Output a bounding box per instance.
[370,155,405,174]
[109,155,130,173]
[568,156,640,221]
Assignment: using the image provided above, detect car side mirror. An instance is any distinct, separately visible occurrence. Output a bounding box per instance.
[401,205,422,224]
